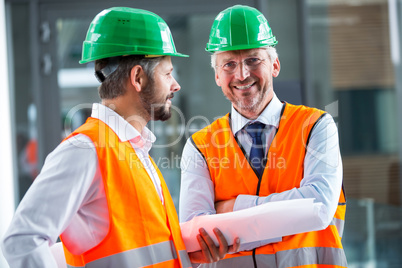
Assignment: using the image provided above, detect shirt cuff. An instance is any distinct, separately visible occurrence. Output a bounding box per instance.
[234,195,259,211]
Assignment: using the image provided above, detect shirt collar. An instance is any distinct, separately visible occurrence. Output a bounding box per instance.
[91,103,156,149]
[231,93,283,135]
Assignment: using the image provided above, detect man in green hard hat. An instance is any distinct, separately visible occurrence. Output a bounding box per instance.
[180,5,347,267]
[1,7,239,268]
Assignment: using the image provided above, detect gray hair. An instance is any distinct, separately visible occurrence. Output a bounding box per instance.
[210,46,278,71]
[95,56,164,99]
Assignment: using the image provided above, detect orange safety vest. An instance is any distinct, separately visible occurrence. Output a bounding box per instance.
[191,103,347,268]
[60,118,191,268]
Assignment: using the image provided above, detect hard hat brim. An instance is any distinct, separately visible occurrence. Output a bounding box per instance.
[79,50,188,64]
[205,41,278,53]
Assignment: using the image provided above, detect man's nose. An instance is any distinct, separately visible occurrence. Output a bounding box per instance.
[172,76,181,92]
[234,62,250,80]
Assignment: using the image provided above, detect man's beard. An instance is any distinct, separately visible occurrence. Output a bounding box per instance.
[139,80,172,121]
[225,88,267,115]
[230,92,261,114]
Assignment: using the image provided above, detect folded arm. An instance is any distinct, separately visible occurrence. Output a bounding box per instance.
[234,114,343,226]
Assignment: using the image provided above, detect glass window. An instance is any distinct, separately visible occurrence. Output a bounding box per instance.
[307,0,402,266]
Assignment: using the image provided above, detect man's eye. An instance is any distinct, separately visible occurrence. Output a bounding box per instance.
[245,58,260,65]
[223,61,237,68]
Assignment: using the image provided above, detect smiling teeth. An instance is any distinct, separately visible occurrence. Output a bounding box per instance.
[236,83,253,90]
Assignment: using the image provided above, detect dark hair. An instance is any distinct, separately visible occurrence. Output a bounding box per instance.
[94,55,164,99]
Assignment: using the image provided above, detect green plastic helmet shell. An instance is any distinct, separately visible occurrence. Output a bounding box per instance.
[206,5,278,53]
[80,7,188,64]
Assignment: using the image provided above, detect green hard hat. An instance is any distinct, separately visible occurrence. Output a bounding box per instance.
[80,7,188,64]
[206,5,278,53]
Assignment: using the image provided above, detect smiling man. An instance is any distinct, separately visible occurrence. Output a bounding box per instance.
[1,7,239,268]
[179,5,347,268]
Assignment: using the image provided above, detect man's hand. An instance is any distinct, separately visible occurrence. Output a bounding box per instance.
[215,199,236,214]
[188,228,240,264]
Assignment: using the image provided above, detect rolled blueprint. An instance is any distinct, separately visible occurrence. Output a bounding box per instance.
[180,198,327,252]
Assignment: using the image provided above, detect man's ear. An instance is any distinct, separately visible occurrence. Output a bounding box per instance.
[130,65,146,92]
[272,58,281,78]
[215,70,221,87]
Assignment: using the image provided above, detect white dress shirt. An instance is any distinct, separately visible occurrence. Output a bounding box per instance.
[179,94,343,251]
[1,103,163,268]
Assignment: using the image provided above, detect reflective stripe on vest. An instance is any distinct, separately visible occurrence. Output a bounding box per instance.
[331,217,345,238]
[199,247,347,268]
[66,241,191,268]
[277,247,347,267]
[179,250,192,268]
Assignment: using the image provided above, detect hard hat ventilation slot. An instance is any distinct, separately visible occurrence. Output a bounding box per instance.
[117,19,130,24]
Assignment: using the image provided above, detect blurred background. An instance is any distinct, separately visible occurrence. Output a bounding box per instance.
[1,0,402,267]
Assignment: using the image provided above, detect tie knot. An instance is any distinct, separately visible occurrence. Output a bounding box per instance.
[246,122,265,139]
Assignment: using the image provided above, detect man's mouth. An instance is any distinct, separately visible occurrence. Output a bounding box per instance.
[234,82,255,90]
